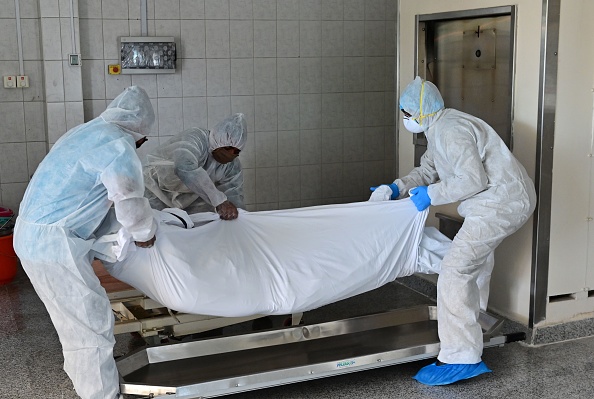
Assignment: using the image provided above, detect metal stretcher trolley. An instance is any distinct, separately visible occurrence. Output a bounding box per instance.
[110,213,523,398]
[115,304,523,398]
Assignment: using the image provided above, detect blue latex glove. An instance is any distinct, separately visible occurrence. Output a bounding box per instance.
[370,183,399,200]
[413,361,492,385]
[409,186,431,211]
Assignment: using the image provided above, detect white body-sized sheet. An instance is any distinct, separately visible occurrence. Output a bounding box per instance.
[94,200,449,317]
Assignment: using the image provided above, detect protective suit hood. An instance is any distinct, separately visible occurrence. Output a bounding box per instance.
[100,86,155,142]
[208,113,248,152]
[399,76,445,130]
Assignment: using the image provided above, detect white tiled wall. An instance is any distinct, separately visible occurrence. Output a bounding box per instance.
[0,1,47,214]
[0,0,398,213]
[72,0,399,211]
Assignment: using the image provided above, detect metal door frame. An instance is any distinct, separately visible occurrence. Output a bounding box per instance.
[530,0,560,327]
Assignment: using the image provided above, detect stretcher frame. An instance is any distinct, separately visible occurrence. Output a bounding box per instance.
[94,260,302,344]
[116,304,518,398]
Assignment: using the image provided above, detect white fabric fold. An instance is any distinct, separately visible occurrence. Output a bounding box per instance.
[368,185,393,202]
[417,226,450,274]
[162,207,195,229]
[92,228,136,262]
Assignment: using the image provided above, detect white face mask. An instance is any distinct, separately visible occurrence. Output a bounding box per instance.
[403,117,424,133]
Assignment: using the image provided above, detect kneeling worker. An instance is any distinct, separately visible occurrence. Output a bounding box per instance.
[143,113,247,220]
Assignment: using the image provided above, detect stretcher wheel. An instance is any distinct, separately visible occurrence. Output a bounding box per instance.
[283,316,304,327]
[191,327,224,339]
[251,316,274,331]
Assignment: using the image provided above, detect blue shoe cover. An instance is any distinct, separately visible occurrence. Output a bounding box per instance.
[413,361,492,385]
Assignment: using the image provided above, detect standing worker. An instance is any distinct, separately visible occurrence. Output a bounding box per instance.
[13,86,157,399]
[370,76,536,385]
[143,113,247,220]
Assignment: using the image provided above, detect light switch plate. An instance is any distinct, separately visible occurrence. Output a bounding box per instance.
[3,75,16,88]
[17,75,29,88]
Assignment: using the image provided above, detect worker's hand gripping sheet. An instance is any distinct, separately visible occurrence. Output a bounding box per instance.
[94,200,444,317]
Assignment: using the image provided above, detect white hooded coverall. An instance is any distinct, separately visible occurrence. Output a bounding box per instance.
[396,77,537,365]
[13,86,156,399]
[143,113,247,214]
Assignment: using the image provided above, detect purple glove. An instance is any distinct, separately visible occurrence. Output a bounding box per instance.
[410,186,431,211]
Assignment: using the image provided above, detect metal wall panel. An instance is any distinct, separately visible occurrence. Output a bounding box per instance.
[551,0,592,292]
[414,9,514,166]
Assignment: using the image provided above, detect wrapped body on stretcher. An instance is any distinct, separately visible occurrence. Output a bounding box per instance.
[91,200,450,322]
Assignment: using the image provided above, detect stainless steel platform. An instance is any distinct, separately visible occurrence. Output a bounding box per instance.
[117,305,511,398]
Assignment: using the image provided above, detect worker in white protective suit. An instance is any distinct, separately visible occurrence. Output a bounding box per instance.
[13,86,157,399]
[143,113,247,220]
[370,76,536,385]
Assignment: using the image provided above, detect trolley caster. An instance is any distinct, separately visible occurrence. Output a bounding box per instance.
[252,316,274,331]
[283,316,304,327]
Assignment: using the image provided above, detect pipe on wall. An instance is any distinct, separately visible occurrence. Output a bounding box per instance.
[13,0,23,75]
[141,0,148,36]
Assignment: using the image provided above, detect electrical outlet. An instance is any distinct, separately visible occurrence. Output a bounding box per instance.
[3,75,16,89]
[17,75,29,88]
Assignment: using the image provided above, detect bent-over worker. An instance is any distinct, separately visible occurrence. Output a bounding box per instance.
[370,76,536,385]
[143,113,247,220]
[13,86,157,399]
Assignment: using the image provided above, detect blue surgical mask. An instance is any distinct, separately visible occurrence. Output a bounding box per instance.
[403,117,424,133]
